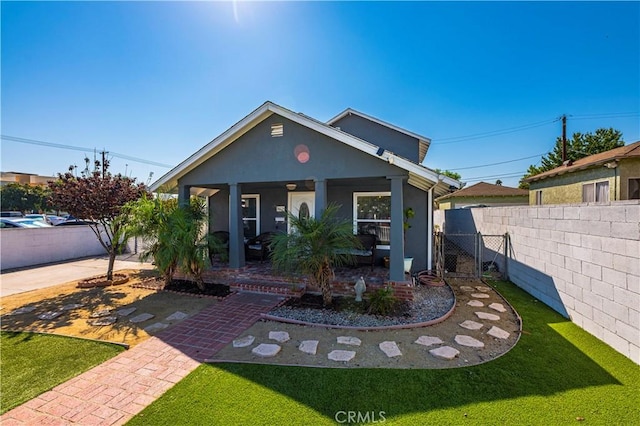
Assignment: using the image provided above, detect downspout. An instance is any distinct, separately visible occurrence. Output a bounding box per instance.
[427,186,434,271]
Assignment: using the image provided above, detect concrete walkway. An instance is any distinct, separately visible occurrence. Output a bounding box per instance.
[1,292,283,425]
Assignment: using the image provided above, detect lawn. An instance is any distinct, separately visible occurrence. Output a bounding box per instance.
[0,331,125,414]
[128,280,640,425]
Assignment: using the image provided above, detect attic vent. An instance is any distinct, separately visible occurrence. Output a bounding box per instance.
[271,123,284,137]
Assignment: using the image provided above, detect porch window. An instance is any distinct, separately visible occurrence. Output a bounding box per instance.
[582,181,609,203]
[242,194,260,239]
[354,192,391,248]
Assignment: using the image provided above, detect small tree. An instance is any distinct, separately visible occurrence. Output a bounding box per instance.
[270,204,358,306]
[124,195,210,289]
[0,183,52,213]
[48,162,149,280]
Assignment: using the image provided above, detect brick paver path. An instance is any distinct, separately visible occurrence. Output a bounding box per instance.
[1,292,283,425]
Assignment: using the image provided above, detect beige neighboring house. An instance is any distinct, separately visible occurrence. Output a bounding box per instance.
[435,181,529,210]
[0,171,56,187]
[524,141,640,205]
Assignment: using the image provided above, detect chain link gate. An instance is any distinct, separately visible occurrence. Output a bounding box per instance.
[434,232,508,279]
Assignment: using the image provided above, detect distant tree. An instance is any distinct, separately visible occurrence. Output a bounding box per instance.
[48,161,150,280]
[519,128,624,189]
[0,183,52,213]
[495,180,503,186]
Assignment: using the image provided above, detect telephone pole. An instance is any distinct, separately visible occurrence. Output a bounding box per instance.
[561,114,567,163]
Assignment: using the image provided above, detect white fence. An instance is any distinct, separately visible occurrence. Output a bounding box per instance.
[0,226,135,271]
[435,201,640,364]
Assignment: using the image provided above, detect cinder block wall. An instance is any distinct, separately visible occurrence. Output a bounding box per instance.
[435,201,640,364]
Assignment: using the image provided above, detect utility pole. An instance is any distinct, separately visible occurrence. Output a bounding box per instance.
[561,114,567,163]
[101,150,109,178]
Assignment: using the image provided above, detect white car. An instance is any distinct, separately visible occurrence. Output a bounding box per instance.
[24,214,66,226]
[0,218,53,228]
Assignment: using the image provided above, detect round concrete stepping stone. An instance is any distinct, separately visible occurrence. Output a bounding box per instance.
[459,320,484,330]
[488,326,511,340]
[379,341,402,358]
[166,311,189,321]
[269,331,291,343]
[475,311,500,321]
[488,303,507,313]
[460,286,475,292]
[429,346,460,360]
[475,286,491,292]
[90,309,112,318]
[415,336,444,347]
[471,293,490,299]
[130,313,155,323]
[252,343,281,358]
[61,303,84,311]
[328,350,356,362]
[88,316,117,326]
[38,311,62,320]
[467,300,484,307]
[455,335,485,348]
[144,322,169,332]
[7,306,36,315]
[337,336,362,346]
[299,340,319,355]
[233,335,255,348]
[115,307,137,317]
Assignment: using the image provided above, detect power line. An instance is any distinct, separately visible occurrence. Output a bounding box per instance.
[431,119,556,145]
[447,152,548,171]
[463,171,527,181]
[1,134,172,168]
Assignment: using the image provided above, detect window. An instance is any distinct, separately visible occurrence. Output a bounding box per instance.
[242,195,260,239]
[271,123,283,137]
[354,192,391,247]
[582,181,609,203]
[629,178,640,200]
[535,190,543,205]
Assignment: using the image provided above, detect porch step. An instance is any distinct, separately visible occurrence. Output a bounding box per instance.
[229,279,306,298]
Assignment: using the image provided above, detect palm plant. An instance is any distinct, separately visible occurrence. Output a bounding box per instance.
[270,203,359,306]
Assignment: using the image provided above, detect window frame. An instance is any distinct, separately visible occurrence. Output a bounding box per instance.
[353,191,391,250]
[628,178,640,200]
[241,194,260,239]
[535,190,543,205]
[582,181,610,203]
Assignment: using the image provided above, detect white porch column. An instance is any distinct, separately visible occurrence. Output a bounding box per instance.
[228,183,246,269]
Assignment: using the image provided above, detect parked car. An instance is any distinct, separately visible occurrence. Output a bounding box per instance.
[0,218,53,228]
[25,214,67,226]
[55,219,97,226]
[1,211,24,218]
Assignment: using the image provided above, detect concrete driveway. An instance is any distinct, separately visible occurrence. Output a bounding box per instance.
[0,254,154,297]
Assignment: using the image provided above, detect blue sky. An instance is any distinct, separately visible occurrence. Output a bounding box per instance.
[2,1,638,188]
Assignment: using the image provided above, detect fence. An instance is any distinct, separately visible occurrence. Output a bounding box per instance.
[434,231,507,279]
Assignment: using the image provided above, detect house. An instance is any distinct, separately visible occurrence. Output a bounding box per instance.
[150,101,460,281]
[524,141,640,205]
[435,181,529,210]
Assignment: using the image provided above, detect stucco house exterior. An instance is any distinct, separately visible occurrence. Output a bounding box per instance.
[150,101,460,281]
[435,181,529,210]
[525,141,640,205]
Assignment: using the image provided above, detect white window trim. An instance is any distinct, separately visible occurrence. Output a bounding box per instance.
[582,181,610,203]
[242,194,260,237]
[353,191,391,250]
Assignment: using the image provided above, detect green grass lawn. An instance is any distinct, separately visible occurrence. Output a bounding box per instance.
[129,280,640,425]
[0,331,125,414]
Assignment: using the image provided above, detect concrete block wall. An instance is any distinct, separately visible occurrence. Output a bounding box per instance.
[435,201,640,364]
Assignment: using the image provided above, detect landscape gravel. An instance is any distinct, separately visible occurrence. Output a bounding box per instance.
[267,284,455,327]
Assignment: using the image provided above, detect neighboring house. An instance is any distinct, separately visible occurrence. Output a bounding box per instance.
[525,141,640,205]
[150,101,460,281]
[435,182,529,210]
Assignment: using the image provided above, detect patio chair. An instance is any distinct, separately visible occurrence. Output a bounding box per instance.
[245,232,276,262]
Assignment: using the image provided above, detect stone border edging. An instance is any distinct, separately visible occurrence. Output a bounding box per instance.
[479,279,524,362]
[259,283,457,331]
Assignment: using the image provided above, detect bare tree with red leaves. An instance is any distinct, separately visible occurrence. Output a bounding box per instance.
[48,161,150,280]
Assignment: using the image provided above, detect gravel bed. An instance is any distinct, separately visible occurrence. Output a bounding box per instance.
[267,284,455,327]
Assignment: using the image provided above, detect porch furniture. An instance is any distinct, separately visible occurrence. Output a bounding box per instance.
[347,233,377,270]
[245,232,276,262]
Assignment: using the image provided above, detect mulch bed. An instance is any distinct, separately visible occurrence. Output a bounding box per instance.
[163,279,231,298]
[283,292,411,317]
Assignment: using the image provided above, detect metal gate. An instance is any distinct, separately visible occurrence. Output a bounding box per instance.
[434,232,508,279]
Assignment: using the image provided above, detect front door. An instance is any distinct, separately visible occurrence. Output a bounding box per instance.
[288,191,315,233]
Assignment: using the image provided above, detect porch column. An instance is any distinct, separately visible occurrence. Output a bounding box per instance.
[389,176,406,281]
[314,179,327,217]
[178,184,191,207]
[427,186,434,271]
[228,183,246,269]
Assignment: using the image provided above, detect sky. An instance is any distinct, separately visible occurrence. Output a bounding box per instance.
[1,1,639,189]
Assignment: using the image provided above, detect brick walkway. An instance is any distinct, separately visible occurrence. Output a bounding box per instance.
[1,292,283,425]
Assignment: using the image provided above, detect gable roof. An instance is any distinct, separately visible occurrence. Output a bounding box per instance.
[436,182,528,201]
[150,101,460,196]
[525,140,640,183]
[327,108,431,163]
